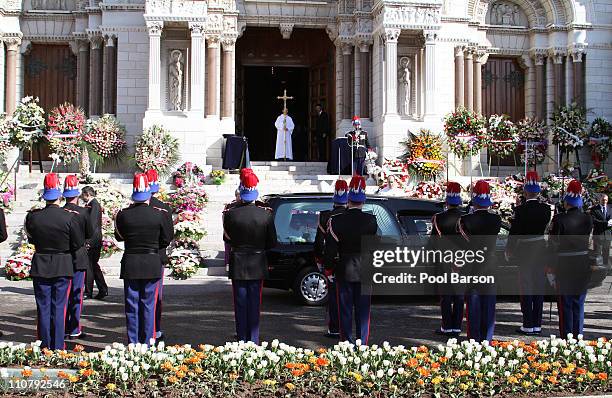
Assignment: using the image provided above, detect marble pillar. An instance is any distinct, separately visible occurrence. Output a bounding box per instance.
[571,48,585,108]
[464,49,474,111]
[89,34,104,116]
[206,35,219,117]
[383,28,400,117]
[189,23,206,113]
[342,42,353,119]
[4,37,20,115]
[473,51,485,114]
[359,42,370,119]
[76,40,90,113]
[533,53,546,121]
[146,21,163,112]
[454,46,464,108]
[550,50,565,106]
[424,31,437,117]
[221,38,235,118]
[103,34,117,115]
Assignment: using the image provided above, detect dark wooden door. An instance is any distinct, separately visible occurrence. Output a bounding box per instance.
[482,57,525,165]
[309,63,332,160]
[24,43,77,160]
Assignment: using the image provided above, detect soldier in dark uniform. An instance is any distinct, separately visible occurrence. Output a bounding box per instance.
[81,186,108,300]
[549,180,593,337]
[324,176,378,344]
[0,206,8,338]
[458,180,501,342]
[146,169,175,341]
[430,182,464,337]
[223,169,277,344]
[314,179,348,338]
[345,116,370,176]
[25,173,84,350]
[115,173,173,345]
[507,172,551,335]
[62,175,93,340]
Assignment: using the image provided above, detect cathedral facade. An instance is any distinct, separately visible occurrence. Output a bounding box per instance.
[0,0,610,173]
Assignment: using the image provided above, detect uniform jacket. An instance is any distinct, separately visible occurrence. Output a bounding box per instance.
[458,209,502,292]
[85,198,103,249]
[324,207,378,283]
[590,204,611,235]
[314,206,346,262]
[150,196,174,265]
[115,202,173,279]
[549,207,593,294]
[345,130,370,159]
[429,208,464,294]
[223,202,277,280]
[507,199,552,266]
[63,202,93,271]
[25,204,84,278]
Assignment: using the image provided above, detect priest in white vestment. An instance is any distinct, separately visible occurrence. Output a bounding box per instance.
[274,108,294,160]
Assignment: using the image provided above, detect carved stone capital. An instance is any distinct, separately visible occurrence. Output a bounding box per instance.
[280,23,294,40]
[146,21,164,37]
[569,44,586,63]
[89,34,104,50]
[221,37,236,52]
[104,34,116,47]
[382,28,400,44]
[547,48,564,64]
[341,41,353,55]
[423,30,437,44]
[189,22,205,36]
[454,45,466,58]
[76,39,90,53]
[68,40,79,55]
[474,50,488,64]
[326,24,339,41]
[207,35,220,48]
[357,38,372,52]
[529,49,546,65]
[4,36,22,52]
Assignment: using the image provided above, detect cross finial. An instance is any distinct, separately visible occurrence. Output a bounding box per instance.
[276,89,294,110]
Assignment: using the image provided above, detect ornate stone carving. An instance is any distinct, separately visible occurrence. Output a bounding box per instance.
[207,14,223,32]
[168,49,184,111]
[88,34,104,49]
[146,21,163,36]
[569,44,586,63]
[221,37,236,51]
[547,48,564,64]
[4,36,22,52]
[146,0,207,17]
[357,18,372,34]
[340,42,353,55]
[280,23,294,40]
[224,17,236,33]
[382,28,400,43]
[423,30,437,43]
[339,21,354,37]
[357,38,371,52]
[104,34,117,47]
[189,22,205,35]
[398,56,412,117]
[382,6,441,27]
[325,24,339,41]
[531,51,545,66]
[489,1,520,25]
[454,45,466,57]
[206,34,220,48]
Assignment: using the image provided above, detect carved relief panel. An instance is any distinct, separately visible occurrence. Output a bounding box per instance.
[486,1,528,26]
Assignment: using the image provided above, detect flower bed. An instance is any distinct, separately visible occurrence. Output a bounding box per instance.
[0,336,609,397]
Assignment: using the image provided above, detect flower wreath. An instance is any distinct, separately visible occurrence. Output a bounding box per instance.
[485,114,519,158]
[588,117,611,168]
[444,108,485,159]
[401,129,445,180]
[551,103,588,152]
[517,117,548,167]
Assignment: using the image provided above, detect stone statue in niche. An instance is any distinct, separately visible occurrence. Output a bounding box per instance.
[168,50,184,111]
[490,2,520,25]
[398,57,412,117]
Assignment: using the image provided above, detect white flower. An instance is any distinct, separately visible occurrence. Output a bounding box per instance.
[248,369,255,377]
[121,372,128,381]
[376,369,384,378]
[398,367,405,375]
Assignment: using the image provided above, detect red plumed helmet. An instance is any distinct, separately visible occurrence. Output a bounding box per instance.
[473,180,490,195]
[241,171,259,189]
[64,174,79,190]
[352,116,360,122]
[566,180,582,195]
[145,169,159,184]
[133,173,150,192]
[526,171,540,183]
[446,181,461,194]
[44,173,60,190]
[349,176,366,191]
[334,179,348,195]
[240,168,255,181]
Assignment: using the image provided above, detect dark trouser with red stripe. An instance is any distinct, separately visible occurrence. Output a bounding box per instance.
[232,280,263,344]
[124,279,160,345]
[336,280,371,344]
[327,278,339,334]
[465,291,496,342]
[557,293,586,338]
[33,277,72,350]
[440,294,464,331]
[65,270,86,336]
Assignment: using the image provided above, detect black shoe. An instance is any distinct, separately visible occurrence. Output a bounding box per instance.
[67,332,88,341]
[156,332,165,341]
[0,331,3,337]
[515,328,535,336]
[435,329,454,336]
[94,291,108,300]
[324,332,340,339]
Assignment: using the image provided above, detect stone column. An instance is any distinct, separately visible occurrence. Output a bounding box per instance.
[532,53,546,121]
[103,34,117,114]
[189,22,205,113]
[454,46,464,108]
[464,48,474,111]
[145,21,163,111]
[570,46,585,108]
[206,35,219,117]
[424,31,437,117]
[565,51,573,105]
[341,42,353,119]
[221,37,236,118]
[88,34,104,116]
[76,40,90,113]
[0,40,5,112]
[545,53,554,121]
[383,28,400,117]
[358,41,370,119]
[4,36,21,115]
[473,51,486,114]
[549,50,565,107]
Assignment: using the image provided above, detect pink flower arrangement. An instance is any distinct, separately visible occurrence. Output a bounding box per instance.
[83,114,127,160]
[47,103,86,137]
[169,185,208,213]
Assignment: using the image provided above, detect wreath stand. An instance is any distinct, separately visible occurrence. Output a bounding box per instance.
[24,143,44,173]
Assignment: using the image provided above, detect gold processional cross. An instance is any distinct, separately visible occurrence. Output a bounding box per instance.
[276,89,294,161]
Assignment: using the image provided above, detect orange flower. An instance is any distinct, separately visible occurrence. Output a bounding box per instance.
[547,376,557,384]
[316,357,329,367]
[417,367,431,377]
[576,368,587,375]
[317,348,327,354]
[73,344,85,352]
[57,371,69,379]
[21,369,33,378]
[418,346,429,353]
[407,358,419,368]
[81,369,93,378]
[439,356,448,364]
[598,373,608,381]
[78,361,89,368]
[178,365,188,372]
[167,376,178,384]
[527,355,536,362]
[229,372,239,380]
[291,369,305,377]
[431,362,440,370]
[285,363,298,369]
[417,379,425,387]
[175,370,185,379]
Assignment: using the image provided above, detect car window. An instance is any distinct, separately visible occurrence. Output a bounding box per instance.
[398,214,434,236]
[274,201,331,243]
[362,203,402,237]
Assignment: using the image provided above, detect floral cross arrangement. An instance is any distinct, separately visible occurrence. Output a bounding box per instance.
[444,107,486,159]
